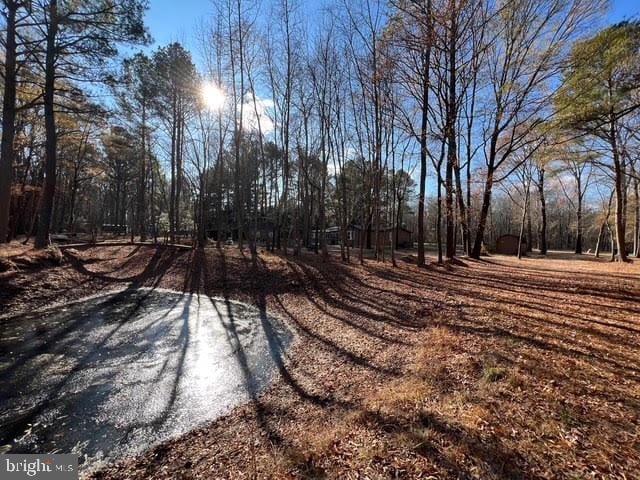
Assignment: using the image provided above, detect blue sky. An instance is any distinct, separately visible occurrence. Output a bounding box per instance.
[609,0,639,22]
[143,0,212,53]
[139,0,639,197]
[142,0,324,61]
[144,0,639,55]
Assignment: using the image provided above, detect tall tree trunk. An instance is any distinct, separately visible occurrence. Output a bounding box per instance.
[319,171,327,259]
[0,0,18,243]
[596,190,614,258]
[537,167,547,255]
[68,167,79,231]
[517,175,531,259]
[594,222,605,258]
[435,138,446,264]
[235,0,245,250]
[416,0,432,268]
[575,200,583,255]
[464,56,479,257]
[137,103,147,242]
[634,177,639,257]
[216,108,224,248]
[445,1,457,260]
[608,222,616,261]
[340,162,349,263]
[35,0,58,249]
[151,154,157,243]
[471,166,495,259]
[169,91,177,243]
[197,174,206,247]
[445,156,455,259]
[280,0,292,255]
[611,117,627,261]
[437,176,443,264]
[471,103,503,260]
[454,160,468,256]
[175,108,183,242]
[417,101,427,266]
[53,176,63,233]
[526,204,532,253]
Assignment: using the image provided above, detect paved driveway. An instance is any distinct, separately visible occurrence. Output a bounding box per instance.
[0,288,290,468]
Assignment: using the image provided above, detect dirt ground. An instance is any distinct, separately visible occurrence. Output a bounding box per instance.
[1,243,639,479]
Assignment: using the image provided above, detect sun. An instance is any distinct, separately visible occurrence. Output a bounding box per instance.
[201,82,225,111]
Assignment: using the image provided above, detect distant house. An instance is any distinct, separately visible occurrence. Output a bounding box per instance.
[495,234,527,255]
[102,224,127,234]
[317,224,413,249]
[323,226,345,246]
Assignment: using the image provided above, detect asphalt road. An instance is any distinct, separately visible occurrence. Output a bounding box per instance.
[0,288,291,468]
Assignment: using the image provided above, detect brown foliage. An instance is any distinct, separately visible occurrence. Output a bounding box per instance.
[2,244,639,478]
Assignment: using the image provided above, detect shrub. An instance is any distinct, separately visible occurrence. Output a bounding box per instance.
[46,245,63,264]
[481,365,507,383]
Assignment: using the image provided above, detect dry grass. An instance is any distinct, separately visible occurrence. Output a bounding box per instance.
[0,242,63,281]
[1,243,639,479]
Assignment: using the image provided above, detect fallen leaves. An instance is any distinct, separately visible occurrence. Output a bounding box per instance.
[2,244,639,479]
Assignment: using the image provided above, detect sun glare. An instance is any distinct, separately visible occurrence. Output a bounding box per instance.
[201,82,225,111]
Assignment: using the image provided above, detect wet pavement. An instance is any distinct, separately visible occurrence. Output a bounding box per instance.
[0,288,291,468]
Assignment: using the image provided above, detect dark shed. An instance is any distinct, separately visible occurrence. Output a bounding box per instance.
[495,234,527,255]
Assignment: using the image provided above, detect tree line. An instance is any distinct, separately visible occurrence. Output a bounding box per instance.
[0,0,638,263]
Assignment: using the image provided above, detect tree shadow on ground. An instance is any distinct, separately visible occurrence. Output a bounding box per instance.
[174,247,593,478]
[49,245,640,478]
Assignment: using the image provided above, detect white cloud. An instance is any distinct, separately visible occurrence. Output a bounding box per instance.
[241,97,274,135]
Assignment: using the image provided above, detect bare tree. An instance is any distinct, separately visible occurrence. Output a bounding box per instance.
[470,0,603,259]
